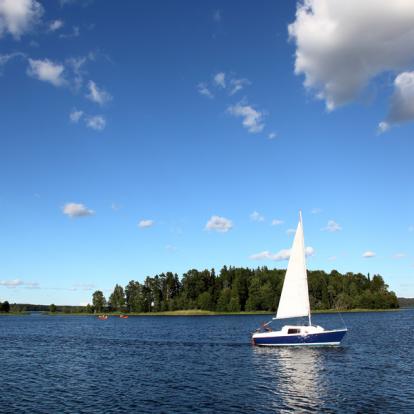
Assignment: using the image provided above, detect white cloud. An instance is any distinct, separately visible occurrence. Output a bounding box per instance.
[321,220,342,232]
[213,72,226,88]
[205,215,233,233]
[289,0,414,111]
[85,115,106,131]
[49,19,63,32]
[228,78,250,96]
[267,132,277,140]
[69,109,83,123]
[227,102,265,133]
[27,58,65,86]
[138,219,154,228]
[380,72,414,131]
[250,246,315,261]
[362,251,376,258]
[393,253,406,259]
[286,228,296,236]
[311,208,322,214]
[0,0,43,39]
[86,80,112,105]
[197,82,214,99]
[250,211,264,222]
[62,202,94,218]
[271,219,284,226]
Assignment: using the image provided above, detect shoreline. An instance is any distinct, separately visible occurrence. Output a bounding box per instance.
[1,308,402,316]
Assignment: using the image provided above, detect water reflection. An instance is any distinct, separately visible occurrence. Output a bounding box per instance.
[252,347,328,412]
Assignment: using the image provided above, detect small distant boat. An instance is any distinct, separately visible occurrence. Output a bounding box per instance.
[119,314,128,319]
[252,211,347,347]
[98,315,108,320]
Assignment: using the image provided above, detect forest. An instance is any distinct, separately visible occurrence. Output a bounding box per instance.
[89,266,399,313]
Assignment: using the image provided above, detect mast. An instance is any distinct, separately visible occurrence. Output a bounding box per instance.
[300,210,312,326]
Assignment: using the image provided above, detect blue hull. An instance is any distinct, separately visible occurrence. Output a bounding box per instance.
[253,329,347,346]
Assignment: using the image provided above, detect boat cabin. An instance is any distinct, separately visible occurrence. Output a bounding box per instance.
[280,325,325,335]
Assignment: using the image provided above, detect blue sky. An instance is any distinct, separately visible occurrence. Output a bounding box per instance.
[1,0,414,305]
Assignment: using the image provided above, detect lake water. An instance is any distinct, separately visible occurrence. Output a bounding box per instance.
[1,310,413,413]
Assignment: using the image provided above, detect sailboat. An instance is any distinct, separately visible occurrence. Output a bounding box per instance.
[252,211,347,346]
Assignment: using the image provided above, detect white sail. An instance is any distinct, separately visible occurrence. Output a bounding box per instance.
[275,212,310,320]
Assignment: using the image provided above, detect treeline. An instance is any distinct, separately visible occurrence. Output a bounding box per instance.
[0,302,90,313]
[90,266,399,313]
[398,297,414,308]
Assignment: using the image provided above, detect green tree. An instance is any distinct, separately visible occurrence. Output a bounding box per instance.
[109,284,125,311]
[92,290,106,313]
[1,301,10,313]
[50,303,57,313]
[197,291,213,310]
[125,280,145,312]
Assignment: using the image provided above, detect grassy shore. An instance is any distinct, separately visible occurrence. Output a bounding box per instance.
[39,308,401,316]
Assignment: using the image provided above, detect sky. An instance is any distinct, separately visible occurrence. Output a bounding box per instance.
[1,0,414,305]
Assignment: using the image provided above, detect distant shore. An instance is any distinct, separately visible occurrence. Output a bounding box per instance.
[0,308,403,317]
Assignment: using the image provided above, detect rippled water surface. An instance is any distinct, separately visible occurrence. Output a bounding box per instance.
[1,310,413,413]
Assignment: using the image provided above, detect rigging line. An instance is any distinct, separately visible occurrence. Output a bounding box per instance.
[337,309,347,330]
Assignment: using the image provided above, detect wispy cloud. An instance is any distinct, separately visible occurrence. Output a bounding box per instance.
[138,219,154,228]
[267,132,277,140]
[0,279,39,288]
[250,246,315,261]
[286,228,296,236]
[198,72,251,98]
[197,82,214,99]
[228,78,250,96]
[362,251,376,258]
[0,52,25,73]
[86,80,112,105]
[213,9,222,23]
[311,208,322,214]
[85,115,106,131]
[70,109,106,131]
[328,256,337,261]
[0,0,43,39]
[393,253,406,259]
[205,215,233,233]
[59,25,80,39]
[48,19,64,32]
[213,72,226,88]
[62,202,95,218]
[250,211,264,222]
[271,219,284,226]
[321,220,342,232]
[27,58,66,87]
[72,283,95,291]
[69,108,83,123]
[227,102,265,133]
